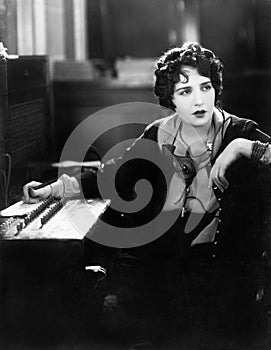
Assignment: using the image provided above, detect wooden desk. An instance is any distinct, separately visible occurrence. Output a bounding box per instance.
[0,199,109,349]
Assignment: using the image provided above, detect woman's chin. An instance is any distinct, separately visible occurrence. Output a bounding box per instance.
[190,118,211,128]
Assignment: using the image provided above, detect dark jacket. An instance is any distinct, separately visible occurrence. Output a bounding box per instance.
[81,114,271,268]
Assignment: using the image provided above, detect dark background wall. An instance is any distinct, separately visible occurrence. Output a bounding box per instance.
[200,0,271,132]
[87,0,271,70]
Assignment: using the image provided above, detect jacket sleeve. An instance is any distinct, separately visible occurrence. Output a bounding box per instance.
[240,118,270,142]
[248,127,271,143]
[76,121,163,201]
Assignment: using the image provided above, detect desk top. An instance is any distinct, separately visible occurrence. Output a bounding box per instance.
[0,199,109,240]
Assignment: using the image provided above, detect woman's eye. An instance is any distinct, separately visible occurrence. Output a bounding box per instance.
[179,89,190,96]
[202,84,212,91]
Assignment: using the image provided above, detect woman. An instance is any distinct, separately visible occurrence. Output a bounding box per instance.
[23,42,271,347]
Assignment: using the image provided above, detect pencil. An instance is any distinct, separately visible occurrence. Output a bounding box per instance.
[31,179,56,190]
[29,179,56,197]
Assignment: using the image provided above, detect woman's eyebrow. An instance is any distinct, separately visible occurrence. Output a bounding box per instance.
[175,79,212,92]
[175,86,191,92]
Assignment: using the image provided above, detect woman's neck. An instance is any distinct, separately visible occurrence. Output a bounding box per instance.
[180,120,213,142]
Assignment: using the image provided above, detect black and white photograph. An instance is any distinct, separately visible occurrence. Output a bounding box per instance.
[1,0,271,349]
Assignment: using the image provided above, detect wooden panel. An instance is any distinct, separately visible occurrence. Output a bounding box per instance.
[53,80,158,158]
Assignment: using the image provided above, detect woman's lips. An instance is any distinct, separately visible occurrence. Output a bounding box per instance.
[193,110,206,118]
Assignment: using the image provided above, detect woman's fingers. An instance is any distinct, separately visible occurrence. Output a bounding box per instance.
[216,166,229,191]
[22,182,51,203]
[208,168,214,189]
[22,181,42,203]
[30,186,51,199]
[209,163,229,192]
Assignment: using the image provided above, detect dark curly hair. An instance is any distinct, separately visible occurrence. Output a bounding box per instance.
[154,42,224,111]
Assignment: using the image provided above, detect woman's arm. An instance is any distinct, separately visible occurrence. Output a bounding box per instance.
[22,173,82,203]
[23,122,161,203]
[209,128,271,192]
[249,128,271,164]
[232,127,271,163]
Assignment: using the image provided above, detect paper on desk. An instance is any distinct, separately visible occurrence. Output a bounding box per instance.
[0,200,41,217]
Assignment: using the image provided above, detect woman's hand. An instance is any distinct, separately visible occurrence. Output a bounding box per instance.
[208,138,253,192]
[22,181,52,203]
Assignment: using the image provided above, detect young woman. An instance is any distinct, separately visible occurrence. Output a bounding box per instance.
[23,42,271,347]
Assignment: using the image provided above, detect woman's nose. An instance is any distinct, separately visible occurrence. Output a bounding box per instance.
[194,90,204,106]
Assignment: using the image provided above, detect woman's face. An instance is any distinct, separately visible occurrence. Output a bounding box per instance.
[172,66,215,128]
